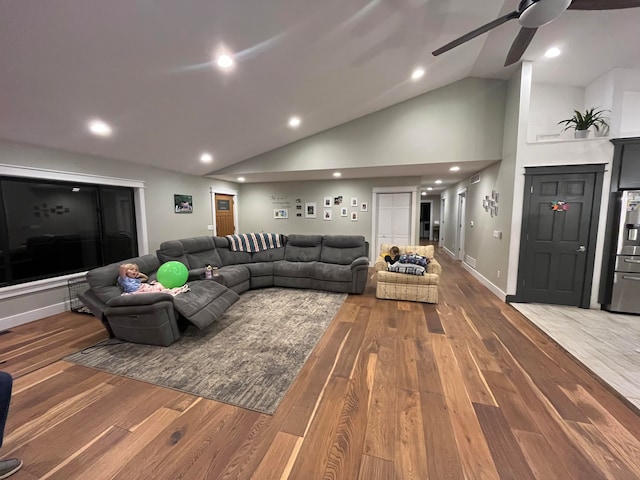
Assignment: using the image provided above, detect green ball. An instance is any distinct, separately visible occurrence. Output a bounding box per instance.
[157,261,188,288]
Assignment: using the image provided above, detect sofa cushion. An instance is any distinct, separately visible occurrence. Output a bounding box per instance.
[388,263,425,276]
[252,247,286,262]
[218,265,251,287]
[172,280,240,329]
[214,236,252,265]
[245,262,273,277]
[285,234,322,262]
[311,262,353,282]
[273,260,317,278]
[156,240,189,265]
[185,250,223,269]
[321,235,366,265]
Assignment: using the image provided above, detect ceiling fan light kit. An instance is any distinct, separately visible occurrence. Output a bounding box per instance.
[518,0,572,28]
[432,0,640,66]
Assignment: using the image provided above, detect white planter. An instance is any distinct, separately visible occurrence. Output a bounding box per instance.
[574,130,590,139]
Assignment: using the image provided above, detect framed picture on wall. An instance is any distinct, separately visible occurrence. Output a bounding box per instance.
[340,207,348,217]
[324,197,332,208]
[324,209,332,220]
[350,197,358,207]
[361,202,368,212]
[351,211,358,221]
[274,209,289,219]
[305,202,317,218]
[174,194,193,213]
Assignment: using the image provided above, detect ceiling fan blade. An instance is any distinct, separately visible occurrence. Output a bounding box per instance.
[568,0,640,10]
[432,11,518,56]
[504,27,538,66]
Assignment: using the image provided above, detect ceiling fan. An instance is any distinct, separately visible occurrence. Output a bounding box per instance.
[432,0,640,67]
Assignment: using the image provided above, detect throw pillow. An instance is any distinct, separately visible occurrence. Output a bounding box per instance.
[387,262,425,276]
[398,253,429,267]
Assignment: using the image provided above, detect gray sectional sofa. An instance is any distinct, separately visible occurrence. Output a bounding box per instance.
[79,234,369,346]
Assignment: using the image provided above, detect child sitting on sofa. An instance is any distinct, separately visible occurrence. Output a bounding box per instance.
[118,263,189,296]
[384,246,401,265]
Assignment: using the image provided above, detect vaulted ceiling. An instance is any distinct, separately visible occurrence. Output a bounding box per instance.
[1,1,639,188]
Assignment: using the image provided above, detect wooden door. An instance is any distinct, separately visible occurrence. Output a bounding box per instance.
[517,166,603,307]
[215,194,235,236]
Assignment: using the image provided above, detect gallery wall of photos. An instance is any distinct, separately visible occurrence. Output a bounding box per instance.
[272,195,368,222]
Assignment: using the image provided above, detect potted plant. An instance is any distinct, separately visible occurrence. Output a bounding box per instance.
[558,107,610,139]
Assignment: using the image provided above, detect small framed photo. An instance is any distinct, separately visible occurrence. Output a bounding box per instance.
[174,194,193,214]
[324,197,332,208]
[340,207,348,217]
[351,211,358,221]
[334,195,343,205]
[305,202,317,218]
[324,209,332,220]
[361,202,368,212]
[274,209,288,219]
[350,197,358,207]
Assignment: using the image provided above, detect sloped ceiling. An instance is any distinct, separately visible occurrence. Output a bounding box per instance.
[1,1,639,189]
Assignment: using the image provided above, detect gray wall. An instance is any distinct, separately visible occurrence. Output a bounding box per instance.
[215,77,507,176]
[238,177,422,256]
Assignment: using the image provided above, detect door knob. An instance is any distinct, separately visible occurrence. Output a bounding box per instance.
[576,245,586,252]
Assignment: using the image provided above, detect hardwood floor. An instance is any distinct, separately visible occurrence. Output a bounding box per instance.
[1,251,640,479]
[512,303,640,411]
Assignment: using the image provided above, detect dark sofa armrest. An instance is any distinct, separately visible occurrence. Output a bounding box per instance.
[350,256,370,269]
[106,292,174,308]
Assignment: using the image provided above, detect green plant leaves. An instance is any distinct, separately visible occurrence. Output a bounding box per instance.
[558,107,610,132]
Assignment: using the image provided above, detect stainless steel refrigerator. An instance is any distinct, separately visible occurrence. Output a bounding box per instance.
[608,190,640,314]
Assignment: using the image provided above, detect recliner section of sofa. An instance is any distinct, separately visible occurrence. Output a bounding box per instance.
[79,253,240,346]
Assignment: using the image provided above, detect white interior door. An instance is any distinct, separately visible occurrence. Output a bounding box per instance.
[376,193,411,256]
[457,191,466,260]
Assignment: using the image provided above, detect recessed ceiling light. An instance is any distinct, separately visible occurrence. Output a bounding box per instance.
[288,116,301,128]
[200,152,213,163]
[333,172,341,177]
[411,68,425,81]
[88,119,112,137]
[421,191,426,196]
[237,177,245,182]
[216,54,235,69]
[449,166,460,172]
[545,47,561,58]
[435,179,442,184]
[427,187,433,191]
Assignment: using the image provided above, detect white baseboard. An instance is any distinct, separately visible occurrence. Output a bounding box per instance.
[0,301,67,332]
[461,263,507,301]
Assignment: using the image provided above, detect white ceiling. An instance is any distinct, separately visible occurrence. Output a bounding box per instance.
[1,1,639,191]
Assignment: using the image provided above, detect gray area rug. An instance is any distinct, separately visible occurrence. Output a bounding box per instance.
[65,288,346,414]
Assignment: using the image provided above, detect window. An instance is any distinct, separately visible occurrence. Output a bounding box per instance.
[0,177,138,286]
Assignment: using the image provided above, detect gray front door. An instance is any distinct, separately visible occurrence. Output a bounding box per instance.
[517,165,604,308]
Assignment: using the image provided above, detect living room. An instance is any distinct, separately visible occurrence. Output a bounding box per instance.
[2,1,640,478]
